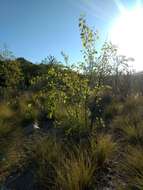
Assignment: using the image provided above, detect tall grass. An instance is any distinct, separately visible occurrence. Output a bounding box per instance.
[119,146,143,189]
[55,149,96,190]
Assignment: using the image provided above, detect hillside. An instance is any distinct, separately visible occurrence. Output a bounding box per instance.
[0,18,143,190]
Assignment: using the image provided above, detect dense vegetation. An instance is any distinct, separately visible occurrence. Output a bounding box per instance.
[0,17,143,190]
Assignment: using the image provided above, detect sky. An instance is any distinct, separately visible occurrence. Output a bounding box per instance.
[0,0,141,65]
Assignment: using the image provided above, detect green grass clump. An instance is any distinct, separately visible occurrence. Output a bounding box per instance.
[55,149,96,190]
[119,146,143,190]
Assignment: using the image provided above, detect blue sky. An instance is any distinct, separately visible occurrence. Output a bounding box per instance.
[0,0,137,63]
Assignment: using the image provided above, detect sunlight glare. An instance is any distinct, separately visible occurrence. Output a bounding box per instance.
[110,6,143,71]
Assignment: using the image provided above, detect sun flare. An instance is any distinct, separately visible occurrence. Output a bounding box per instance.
[110,6,143,70]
